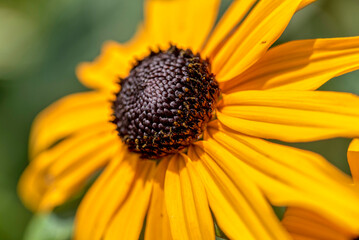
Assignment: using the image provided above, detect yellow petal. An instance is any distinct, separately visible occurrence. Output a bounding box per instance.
[202,0,257,58]
[206,121,359,234]
[78,0,220,92]
[297,0,317,11]
[218,90,359,142]
[203,0,315,59]
[282,207,354,240]
[212,0,302,81]
[188,144,290,240]
[77,26,151,91]
[221,37,359,93]
[348,139,359,184]
[39,142,118,211]
[145,0,220,52]
[104,160,156,240]
[164,154,214,240]
[30,91,113,158]
[74,150,139,240]
[18,124,117,212]
[145,157,172,240]
[38,137,119,210]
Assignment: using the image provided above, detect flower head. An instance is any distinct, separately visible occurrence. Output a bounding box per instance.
[112,46,219,158]
[19,0,359,239]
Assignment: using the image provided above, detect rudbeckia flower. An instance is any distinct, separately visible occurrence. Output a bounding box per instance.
[282,139,359,240]
[19,0,359,239]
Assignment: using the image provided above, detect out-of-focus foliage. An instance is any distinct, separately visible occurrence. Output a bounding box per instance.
[23,213,73,240]
[0,0,358,239]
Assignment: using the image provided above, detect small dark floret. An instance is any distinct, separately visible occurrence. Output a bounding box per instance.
[112,45,219,159]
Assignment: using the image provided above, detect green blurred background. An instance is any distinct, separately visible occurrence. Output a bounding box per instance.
[0,0,358,239]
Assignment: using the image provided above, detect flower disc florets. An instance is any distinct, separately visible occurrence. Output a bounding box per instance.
[112,45,219,159]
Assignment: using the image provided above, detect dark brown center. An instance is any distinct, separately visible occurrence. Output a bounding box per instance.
[112,45,219,159]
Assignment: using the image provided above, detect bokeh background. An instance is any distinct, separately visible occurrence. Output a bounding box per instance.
[0,0,358,239]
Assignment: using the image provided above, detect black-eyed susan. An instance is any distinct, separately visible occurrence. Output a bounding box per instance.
[282,139,359,240]
[19,0,359,239]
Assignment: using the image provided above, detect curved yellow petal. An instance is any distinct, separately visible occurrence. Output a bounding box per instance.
[348,139,359,184]
[203,0,316,59]
[221,37,359,93]
[202,0,257,58]
[212,0,302,81]
[282,207,354,240]
[74,150,139,240]
[164,153,214,240]
[218,90,359,142]
[18,124,117,212]
[206,121,359,234]
[104,160,156,240]
[38,140,118,211]
[76,42,125,93]
[145,158,172,240]
[30,91,113,158]
[188,144,290,240]
[297,0,317,11]
[145,0,220,52]
[77,26,151,92]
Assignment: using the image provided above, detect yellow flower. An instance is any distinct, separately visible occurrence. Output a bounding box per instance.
[282,139,359,240]
[18,0,359,239]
